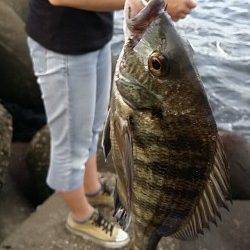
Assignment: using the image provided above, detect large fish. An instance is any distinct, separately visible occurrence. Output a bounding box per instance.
[103,0,231,249]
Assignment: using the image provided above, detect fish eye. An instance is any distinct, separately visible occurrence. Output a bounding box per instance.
[148,51,169,78]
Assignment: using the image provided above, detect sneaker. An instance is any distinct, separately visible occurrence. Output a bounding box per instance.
[86,179,114,208]
[66,210,130,248]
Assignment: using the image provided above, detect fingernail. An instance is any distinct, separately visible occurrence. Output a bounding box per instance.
[189,0,197,8]
[192,0,197,7]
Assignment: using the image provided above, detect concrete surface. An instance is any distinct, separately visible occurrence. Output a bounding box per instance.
[1,190,250,250]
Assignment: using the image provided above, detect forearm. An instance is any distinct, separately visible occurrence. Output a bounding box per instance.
[49,0,126,11]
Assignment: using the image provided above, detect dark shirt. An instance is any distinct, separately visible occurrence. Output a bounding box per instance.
[26,0,113,55]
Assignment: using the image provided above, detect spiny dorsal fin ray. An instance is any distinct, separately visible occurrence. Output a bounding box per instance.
[174,136,230,240]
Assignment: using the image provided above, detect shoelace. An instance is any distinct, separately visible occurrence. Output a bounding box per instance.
[91,212,115,236]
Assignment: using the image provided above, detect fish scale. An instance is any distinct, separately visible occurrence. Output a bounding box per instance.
[103,1,230,249]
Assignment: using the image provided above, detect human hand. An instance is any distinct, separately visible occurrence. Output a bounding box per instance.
[166,0,197,21]
[125,0,197,22]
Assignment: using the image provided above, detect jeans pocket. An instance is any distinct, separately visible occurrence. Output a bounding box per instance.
[46,50,67,75]
[27,37,47,76]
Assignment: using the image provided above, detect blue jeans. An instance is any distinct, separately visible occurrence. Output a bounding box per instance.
[27,37,111,191]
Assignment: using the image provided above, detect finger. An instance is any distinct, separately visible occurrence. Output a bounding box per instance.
[186,0,197,9]
[175,10,188,19]
[170,15,179,22]
[182,9,191,15]
[125,0,144,18]
[179,13,187,19]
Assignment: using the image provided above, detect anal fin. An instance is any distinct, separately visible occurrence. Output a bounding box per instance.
[174,136,231,240]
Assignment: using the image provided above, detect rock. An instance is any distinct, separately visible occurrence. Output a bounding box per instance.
[8,142,39,206]
[25,126,52,204]
[219,129,250,199]
[0,165,33,243]
[0,0,29,22]
[0,1,43,110]
[4,102,46,142]
[0,103,12,189]
[25,125,115,204]
[0,0,45,142]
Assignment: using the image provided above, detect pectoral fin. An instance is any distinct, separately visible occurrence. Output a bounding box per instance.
[112,115,134,230]
[113,115,134,208]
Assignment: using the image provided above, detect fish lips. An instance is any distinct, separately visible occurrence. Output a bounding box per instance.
[125,0,165,42]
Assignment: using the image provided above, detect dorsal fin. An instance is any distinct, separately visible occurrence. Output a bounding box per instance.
[174,136,231,240]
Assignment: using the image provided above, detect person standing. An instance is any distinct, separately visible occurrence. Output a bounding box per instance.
[26,0,196,248]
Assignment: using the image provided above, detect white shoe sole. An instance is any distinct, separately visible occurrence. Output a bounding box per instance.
[65,223,130,249]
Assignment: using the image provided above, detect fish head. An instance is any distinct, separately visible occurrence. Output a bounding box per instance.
[117,0,207,116]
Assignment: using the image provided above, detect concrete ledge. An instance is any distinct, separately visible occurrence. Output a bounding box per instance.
[1,193,250,250]
[0,192,177,250]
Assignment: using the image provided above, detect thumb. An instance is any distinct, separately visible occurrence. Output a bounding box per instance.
[186,0,197,9]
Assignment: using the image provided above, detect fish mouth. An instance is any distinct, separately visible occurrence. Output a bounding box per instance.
[125,0,165,40]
